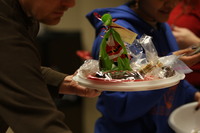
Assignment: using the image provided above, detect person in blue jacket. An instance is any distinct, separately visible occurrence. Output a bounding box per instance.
[86,0,200,133]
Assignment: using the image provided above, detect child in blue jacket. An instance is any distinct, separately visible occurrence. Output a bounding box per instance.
[86,0,200,133]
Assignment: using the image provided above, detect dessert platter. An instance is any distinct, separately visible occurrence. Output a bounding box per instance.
[73,13,190,92]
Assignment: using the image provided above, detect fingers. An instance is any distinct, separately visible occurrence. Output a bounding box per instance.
[174,47,200,56]
[71,80,101,97]
[173,26,187,32]
[171,25,178,31]
[179,53,200,67]
[73,86,101,98]
[69,77,101,97]
[173,48,193,56]
[83,88,101,98]
[59,78,101,97]
[195,92,200,111]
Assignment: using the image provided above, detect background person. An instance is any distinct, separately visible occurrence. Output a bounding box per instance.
[168,0,200,89]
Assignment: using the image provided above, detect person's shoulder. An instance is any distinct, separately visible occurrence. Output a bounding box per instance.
[87,3,129,16]
[88,6,121,16]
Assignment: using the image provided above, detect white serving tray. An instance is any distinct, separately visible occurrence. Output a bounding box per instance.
[73,72,185,91]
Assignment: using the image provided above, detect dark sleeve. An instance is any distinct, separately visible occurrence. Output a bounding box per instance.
[41,66,67,99]
[41,66,67,87]
[0,17,71,133]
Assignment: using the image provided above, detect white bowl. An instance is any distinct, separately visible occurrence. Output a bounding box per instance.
[168,102,200,133]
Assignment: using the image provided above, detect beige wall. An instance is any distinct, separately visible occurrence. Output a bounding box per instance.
[79,0,126,51]
[43,1,126,133]
[45,0,126,51]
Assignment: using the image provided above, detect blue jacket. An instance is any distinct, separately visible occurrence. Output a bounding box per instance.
[86,3,197,133]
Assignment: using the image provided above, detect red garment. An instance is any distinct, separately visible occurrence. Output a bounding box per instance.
[168,1,200,87]
[168,1,200,36]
